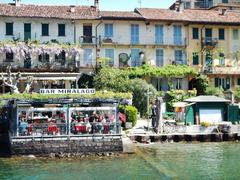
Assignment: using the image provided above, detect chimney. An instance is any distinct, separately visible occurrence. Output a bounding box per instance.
[94,0,99,11]
[219,8,227,15]
[175,0,180,12]
[14,0,21,6]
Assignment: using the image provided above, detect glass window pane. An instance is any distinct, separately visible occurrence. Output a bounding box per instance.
[6,22,13,36]
[131,49,140,67]
[155,25,163,44]
[84,49,93,65]
[105,49,114,65]
[156,49,164,66]
[131,24,139,44]
[58,24,65,36]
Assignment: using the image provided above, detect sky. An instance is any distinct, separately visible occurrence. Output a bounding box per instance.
[1,0,176,10]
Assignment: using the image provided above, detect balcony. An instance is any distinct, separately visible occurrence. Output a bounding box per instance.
[172,60,187,65]
[80,36,97,45]
[202,38,218,47]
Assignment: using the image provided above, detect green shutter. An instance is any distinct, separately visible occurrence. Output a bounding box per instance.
[228,105,239,123]
[185,106,194,125]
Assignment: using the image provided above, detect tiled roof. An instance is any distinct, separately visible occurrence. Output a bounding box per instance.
[0,3,99,20]
[135,8,240,24]
[100,11,144,20]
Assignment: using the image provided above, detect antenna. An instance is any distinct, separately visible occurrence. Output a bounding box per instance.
[138,0,142,8]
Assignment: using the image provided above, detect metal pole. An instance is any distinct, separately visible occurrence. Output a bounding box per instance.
[147,86,149,131]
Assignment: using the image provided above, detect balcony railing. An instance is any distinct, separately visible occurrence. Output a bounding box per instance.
[80,36,97,45]
[202,37,218,47]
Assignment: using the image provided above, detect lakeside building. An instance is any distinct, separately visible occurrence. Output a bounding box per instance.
[0,0,240,92]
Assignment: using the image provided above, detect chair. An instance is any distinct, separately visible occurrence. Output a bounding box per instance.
[103,124,110,134]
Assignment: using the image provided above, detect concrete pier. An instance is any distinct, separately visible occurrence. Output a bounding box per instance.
[129,133,240,143]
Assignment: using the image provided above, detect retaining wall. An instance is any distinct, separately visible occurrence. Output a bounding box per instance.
[11,136,123,156]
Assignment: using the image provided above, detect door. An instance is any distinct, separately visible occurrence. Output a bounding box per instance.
[83,25,92,43]
[199,109,223,123]
[24,23,31,41]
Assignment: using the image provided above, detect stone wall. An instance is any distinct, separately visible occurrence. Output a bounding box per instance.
[11,138,123,156]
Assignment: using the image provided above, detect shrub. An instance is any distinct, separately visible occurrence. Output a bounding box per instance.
[205,86,224,97]
[234,87,240,102]
[125,105,138,127]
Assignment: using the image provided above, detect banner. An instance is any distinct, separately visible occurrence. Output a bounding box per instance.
[39,89,96,94]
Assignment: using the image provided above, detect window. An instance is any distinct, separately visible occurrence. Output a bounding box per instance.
[5,52,14,62]
[237,78,240,86]
[175,50,183,64]
[58,24,65,36]
[42,24,49,36]
[173,25,182,45]
[104,24,113,38]
[173,78,182,90]
[156,49,164,66]
[55,51,66,65]
[83,49,92,65]
[233,29,239,40]
[219,28,225,40]
[6,22,13,36]
[38,53,49,63]
[155,25,164,44]
[131,24,139,44]
[193,52,199,65]
[192,28,199,39]
[222,0,228,3]
[184,2,191,9]
[219,53,225,66]
[215,77,230,90]
[105,49,114,66]
[205,28,212,38]
[131,49,140,67]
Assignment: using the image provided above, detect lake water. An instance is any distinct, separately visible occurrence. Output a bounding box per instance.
[0,142,240,180]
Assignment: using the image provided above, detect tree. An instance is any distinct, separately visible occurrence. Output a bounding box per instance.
[129,78,157,117]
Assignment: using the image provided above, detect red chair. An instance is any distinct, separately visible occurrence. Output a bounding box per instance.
[47,125,58,134]
[75,125,87,134]
[27,125,33,135]
[103,124,110,134]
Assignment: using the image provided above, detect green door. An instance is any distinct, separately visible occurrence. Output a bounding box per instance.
[228,105,239,123]
[185,106,194,125]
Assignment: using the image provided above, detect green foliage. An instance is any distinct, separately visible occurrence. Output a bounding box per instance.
[125,105,138,127]
[205,86,224,97]
[0,91,132,101]
[124,64,197,79]
[195,75,209,95]
[165,89,197,112]
[234,87,240,102]
[93,67,131,92]
[129,79,158,117]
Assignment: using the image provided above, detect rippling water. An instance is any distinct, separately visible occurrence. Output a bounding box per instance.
[1,142,240,180]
